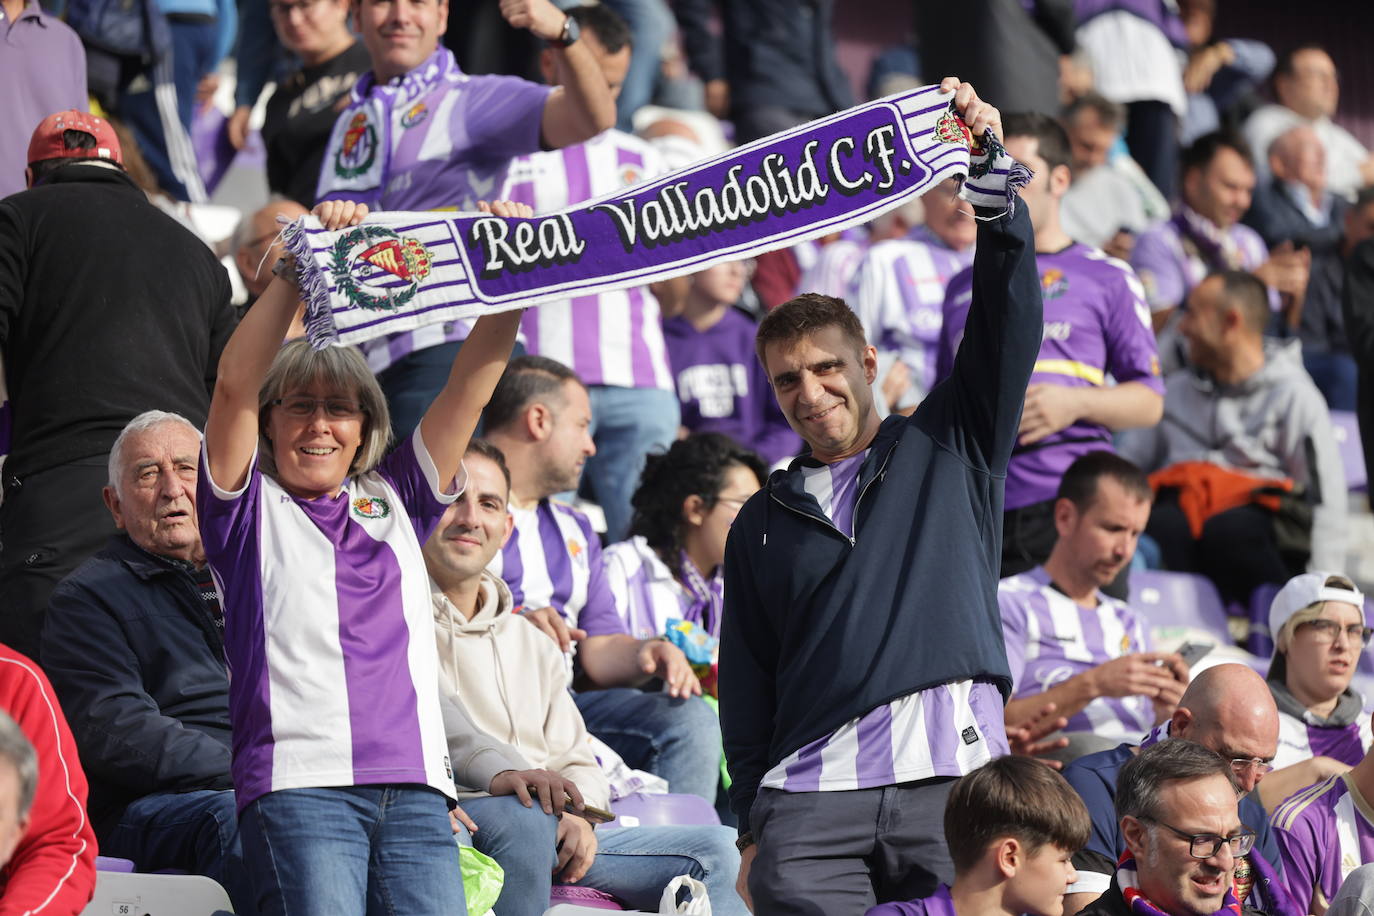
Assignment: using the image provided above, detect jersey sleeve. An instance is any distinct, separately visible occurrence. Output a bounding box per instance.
[1274,811,1323,915]
[375,426,464,544]
[934,267,974,385]
[1100,258,1165,393]
[197,441,264,576]
[463,75,552,160]
[997,586,1030,687]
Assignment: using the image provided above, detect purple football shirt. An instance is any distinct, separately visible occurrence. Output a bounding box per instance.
[1273,773,1374,914]
[867,883,960,916]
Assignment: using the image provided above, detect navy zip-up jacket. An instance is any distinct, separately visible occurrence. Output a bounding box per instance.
[720,205,1043,833]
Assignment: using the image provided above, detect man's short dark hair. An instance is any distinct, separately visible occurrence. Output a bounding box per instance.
[1274,43,1331,80]
[1003,111,1073,174]
[1180,131,1254,179]
[465,438,512,499]
[482,355,585,434]
[1213,269,1270,335]
[1057,451,1153,511]
[1115,739,1239,824]
[755,293,867,368]
[568,3,631,54]
[28,129,109,183]
[945,755,1092,873]
[1063,91,1127,134]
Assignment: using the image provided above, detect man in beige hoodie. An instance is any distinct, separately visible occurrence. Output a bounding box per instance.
[424,439,745,916]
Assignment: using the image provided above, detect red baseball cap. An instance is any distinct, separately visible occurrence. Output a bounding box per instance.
[26,110,123,167]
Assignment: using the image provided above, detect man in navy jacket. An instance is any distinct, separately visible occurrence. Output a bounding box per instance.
[720,78,1044,913]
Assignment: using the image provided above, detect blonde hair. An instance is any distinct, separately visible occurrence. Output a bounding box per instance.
[257,340,391,480]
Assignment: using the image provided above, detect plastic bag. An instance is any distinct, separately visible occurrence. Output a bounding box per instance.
[460,845,504,916]
[658,875,711,915]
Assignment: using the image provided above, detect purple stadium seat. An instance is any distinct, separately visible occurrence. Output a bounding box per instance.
[1331,411,1367,492]
[548,885,626,910]
[604,793,720,830]
[94,856,135,872]
[1130,570,1232,641]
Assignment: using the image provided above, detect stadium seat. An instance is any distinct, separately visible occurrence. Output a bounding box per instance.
[1130,571,1232,642]
[604,793,721,830]
[1331,411,1367,491]
[80,871,234,915]
[547,885,627,911]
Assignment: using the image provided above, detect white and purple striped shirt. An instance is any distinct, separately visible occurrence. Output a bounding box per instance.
[1274,708,1373,771]
[798,236,868,300]
[603,535,722,641]
[998,566,1154,744]
[497,130,674,391]
[760,451,1007,792]
[197,429,460,810]
[486,498,627,638]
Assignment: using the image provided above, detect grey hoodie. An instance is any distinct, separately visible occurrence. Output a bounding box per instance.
[1118,338,1346,570]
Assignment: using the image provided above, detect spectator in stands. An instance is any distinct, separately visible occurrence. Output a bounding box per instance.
[721,81,1039,912]
[1273,715,1374,916]
[1060,664,1284,916]
[999,452,1187,759]
[663,264,801,465]
[1117,271,1346,606]
[1076,740,1260,916]
[0,0,86,199]
[424,440,747,915]
[40,411,249,909]
[481,355,722,805]
[0,111,235,660]
[604,433,765,646]
[241,0,367,207]
[938,114,1163,585]
[0,648,96,915]
[867,755,1091,916]
[1244,126,1356,410]
[316,0,615,442]
[852,179,975,409]
[672,0,852,144]
[1258,572,1372,811]
[116,0,236,201]
[1176,0,1274,146]
[1344,234,1374,513]
[1131,132,1307,336]
[1059,93,1165,258]
[1243,45,1374,202]
[498,5,676,541]
[231,200,310,307]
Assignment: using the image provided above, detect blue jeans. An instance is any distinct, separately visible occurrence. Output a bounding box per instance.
[453,795,559,916]
[587,825,746,915]
[574,689,720,803]
[239,785,465,916]
[597,0,674,131]
[102,788,255,915]
[583,386,679,542]
[1305,350,1358,412]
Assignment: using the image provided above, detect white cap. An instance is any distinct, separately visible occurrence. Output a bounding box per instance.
[1269,571,1366,642]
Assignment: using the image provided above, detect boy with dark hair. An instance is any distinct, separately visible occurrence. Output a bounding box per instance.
[868,756,1091,916]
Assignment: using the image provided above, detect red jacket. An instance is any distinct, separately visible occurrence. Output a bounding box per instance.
[0,646,95,915]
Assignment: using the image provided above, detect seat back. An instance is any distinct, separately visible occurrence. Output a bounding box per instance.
[81,871,234,915]
[1130,570,1232,642]
[1331,411,1367,491]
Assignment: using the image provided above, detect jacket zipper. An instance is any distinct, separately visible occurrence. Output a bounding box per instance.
[768,448,895,547]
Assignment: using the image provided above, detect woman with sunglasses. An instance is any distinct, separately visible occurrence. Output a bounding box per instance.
[1258,572,1373,810]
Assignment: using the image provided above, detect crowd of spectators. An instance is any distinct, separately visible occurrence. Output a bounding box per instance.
[4,0,1374,914]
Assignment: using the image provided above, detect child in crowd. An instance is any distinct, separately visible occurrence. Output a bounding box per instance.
[196,199,532,915]
[662,260,802,465]
[867,755,1090,916]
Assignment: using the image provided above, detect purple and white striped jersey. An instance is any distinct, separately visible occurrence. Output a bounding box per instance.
[999,566,1154,744]
[1130,210,1269,313]
[1274,709,1373,770]
[486,498,626,638]
[798,236,868,300]
[759,451,1007,792]
[1273,773,1374,914]
[939,243,1163,510]
[498,130,674,391]
[316,48,550,371]
[196,430,460,811]
[603,535,720,641]
[853,227,973,402]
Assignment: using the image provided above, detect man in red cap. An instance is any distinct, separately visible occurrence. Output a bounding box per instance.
[0,110,236,661]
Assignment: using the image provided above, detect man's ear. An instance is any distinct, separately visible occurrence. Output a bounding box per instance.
[499,510,515,548]
[995,836,1022,879]
[102,486,126,530]
[862,344,879,385]
[1121,815,1148,858]
[1052,497,1078,540]
[1049,163,1073,198]
[23,167,34,189]
[1170,705,1193,739]
[526,403,552,441]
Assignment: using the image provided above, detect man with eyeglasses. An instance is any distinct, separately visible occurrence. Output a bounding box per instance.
[230,200,309,310]
[1061,664,1285,916]
[1273,711,1374,915]
[1077,740,1271,916]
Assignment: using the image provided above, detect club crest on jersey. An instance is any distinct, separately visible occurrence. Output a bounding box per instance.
[331,225,434,311]
[352,496,391,519]
[335,112,377,178]
[618,163,643,187]
[1120,633,1132,653]
[567,538,586,565]
[1041,268,1069,299]
[401,102,429,129]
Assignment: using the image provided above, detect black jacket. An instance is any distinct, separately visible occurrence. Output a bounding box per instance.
[0,165,235,481]
[719,206,1042,833]
[1344,238,1374,511]
[41,534,231,838]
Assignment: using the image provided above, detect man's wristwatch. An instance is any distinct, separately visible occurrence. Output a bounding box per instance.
[735,831,755,853]
[550,13,579,48]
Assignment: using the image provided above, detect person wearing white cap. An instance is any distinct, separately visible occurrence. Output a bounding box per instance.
[1256,571,1373,810]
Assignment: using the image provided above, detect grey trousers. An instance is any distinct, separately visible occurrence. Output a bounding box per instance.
[748,779,957,915]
